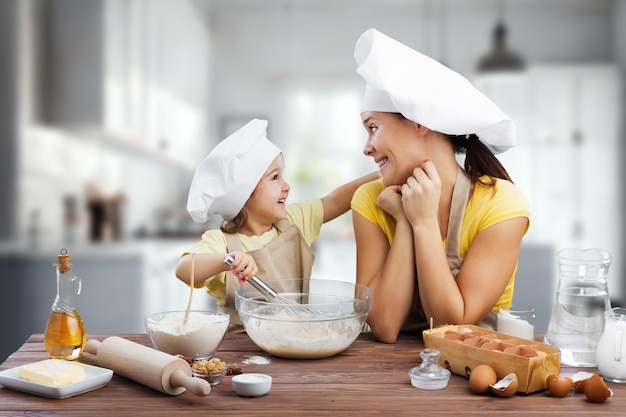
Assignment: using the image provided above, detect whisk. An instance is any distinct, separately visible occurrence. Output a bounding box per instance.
[223,254,322,317]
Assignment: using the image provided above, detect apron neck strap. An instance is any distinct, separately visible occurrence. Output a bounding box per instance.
[274,219,291,232]
[224,232,243,253]
[446,166,471,259]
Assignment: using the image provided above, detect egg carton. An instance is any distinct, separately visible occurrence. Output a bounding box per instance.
[423,324,561,394]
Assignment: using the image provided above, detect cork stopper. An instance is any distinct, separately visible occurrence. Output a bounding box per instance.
[57,248,72,274]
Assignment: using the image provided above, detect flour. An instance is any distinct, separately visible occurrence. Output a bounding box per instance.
[243,310,363,359]
[243,356,271,365]
[146,311,229,358]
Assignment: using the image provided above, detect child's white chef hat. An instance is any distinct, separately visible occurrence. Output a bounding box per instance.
[355,28,515,154]
[187,118,281,222]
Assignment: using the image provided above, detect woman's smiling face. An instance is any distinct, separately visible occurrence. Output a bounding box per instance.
[361,112,423,186]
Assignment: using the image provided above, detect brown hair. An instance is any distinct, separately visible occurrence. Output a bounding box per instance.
[389,113,513,185]
[449,134,513,185]
[220,210,247,234]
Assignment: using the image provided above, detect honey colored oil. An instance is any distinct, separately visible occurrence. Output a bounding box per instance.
[44,310,86,360]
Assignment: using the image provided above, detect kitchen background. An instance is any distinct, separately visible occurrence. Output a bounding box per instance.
[1,0,624,363]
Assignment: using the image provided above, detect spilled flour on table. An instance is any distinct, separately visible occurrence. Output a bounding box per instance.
[243,356,271,365]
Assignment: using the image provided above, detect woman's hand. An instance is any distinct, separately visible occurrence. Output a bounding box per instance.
[401,161,441,227]
[226,251,258,285]
[376,185,406,220]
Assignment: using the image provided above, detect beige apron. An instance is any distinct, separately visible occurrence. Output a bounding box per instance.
[222,218,315,330]
[401,166,496,332]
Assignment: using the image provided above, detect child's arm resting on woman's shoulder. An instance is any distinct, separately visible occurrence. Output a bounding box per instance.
[321,171,380,223]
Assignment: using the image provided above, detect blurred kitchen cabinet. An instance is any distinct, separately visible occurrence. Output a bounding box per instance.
[103,0,210,162]
[38,0,210,164]
[475,64,622,299]
[12,0,208,248]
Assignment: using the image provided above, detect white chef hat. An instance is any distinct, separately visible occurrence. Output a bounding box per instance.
[355,28,515,154]
[186,118,281,222]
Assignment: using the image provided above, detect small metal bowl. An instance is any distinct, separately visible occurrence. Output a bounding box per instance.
[192,368,227,386]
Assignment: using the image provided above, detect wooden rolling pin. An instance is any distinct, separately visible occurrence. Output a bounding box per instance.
[85,336,211,396]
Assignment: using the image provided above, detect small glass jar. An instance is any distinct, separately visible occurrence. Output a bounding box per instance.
[408,348,451,390]
[192,368,227,386]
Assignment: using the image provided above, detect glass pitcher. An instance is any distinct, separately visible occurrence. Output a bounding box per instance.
[597,307,626,383]
[544,248,611,367]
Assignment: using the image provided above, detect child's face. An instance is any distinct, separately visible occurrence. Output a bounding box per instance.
[244,154,290,225]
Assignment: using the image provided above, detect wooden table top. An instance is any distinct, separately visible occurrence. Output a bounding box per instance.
[0,332,624,416]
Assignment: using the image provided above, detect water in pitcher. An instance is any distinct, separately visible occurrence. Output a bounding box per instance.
[544,248,612,367]
[544,286,609,366]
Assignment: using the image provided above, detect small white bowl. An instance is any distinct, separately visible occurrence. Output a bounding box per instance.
[232,373,272,397]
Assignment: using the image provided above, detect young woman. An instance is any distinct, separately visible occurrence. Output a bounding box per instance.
[351,29,530,343]
[176,118,378,328]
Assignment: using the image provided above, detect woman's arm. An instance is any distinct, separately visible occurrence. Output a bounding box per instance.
[401,162,528,325]
[353,209,416,343]
[321,172,380,223]
[415,216,528,326]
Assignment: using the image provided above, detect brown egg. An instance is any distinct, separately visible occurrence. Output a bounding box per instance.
[481,342,506,351]
[490,373,519,398]
[545,374,573,397]
[462,337,482,347]
[502,346,538,357]
[584,374,612,403]
[469,364,497,394]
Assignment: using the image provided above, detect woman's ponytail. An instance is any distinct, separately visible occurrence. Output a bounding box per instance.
[450,134,513,185]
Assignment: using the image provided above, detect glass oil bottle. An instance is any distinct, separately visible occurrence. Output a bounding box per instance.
[44,248,86,360]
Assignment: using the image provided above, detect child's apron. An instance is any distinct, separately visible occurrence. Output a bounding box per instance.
[403,165,496,332]
[222,219,315,330]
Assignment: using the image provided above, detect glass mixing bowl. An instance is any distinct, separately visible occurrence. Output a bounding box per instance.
[235,279,371,359]
[144,310,230,360]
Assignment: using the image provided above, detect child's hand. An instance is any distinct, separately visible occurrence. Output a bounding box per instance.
[226,252,258,285]
[377,185,405,220]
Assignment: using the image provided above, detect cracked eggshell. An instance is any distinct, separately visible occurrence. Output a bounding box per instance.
[571,371,595,393]
[584,374,612,403]
[490,373,519,398]
[546,374,573,397]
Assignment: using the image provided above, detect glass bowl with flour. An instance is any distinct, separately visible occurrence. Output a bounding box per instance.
[235,279,371,359]
[144,310,230,360]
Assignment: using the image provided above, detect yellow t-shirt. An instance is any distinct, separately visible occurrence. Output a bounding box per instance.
[351,176,530,314]
[184,199,324,305]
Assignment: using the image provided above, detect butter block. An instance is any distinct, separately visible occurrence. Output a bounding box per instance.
[18,359,86,387]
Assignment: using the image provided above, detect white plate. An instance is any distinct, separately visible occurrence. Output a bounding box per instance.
[0,361,113,399]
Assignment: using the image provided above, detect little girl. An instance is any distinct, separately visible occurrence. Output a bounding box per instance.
[175,118,378,327]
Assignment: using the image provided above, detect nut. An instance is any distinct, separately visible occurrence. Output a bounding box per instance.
[192,357,226,375]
